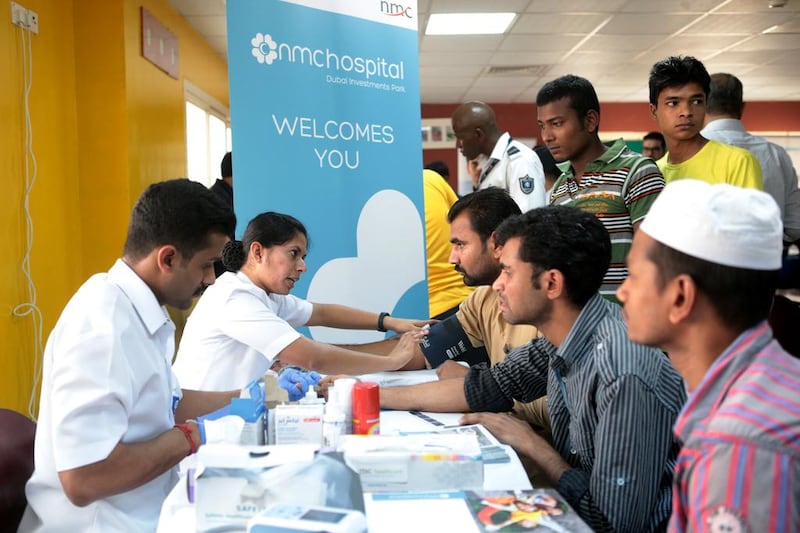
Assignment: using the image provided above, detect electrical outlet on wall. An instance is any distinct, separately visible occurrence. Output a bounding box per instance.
[27,8,38,33]
[9,1,38,33]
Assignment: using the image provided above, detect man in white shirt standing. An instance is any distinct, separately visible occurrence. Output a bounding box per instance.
[20,179,240,532]
[451,101,546,212]
[701,72,800,242]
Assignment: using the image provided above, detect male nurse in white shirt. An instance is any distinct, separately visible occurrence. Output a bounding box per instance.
[19,179,240,532]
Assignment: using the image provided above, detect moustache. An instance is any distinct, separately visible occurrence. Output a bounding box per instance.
[193,283,210,298]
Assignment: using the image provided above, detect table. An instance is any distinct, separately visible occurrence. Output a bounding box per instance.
[157,409,531,532]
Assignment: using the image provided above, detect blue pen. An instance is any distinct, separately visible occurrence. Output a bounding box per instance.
[186,468,195,503]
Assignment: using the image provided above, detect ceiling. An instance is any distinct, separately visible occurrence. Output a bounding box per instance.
[167,0,800,103]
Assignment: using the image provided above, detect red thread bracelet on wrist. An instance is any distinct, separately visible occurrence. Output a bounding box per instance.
[174,423,198,456]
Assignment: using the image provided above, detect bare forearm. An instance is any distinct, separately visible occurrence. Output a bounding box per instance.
[518,439,571,485]
[380,379,470,412]
[58,428,190,507]
[308,303,380,330]
[341,337,427,370]
[282,338,405,375]
[340,336,399,355]
[177,389,239,421]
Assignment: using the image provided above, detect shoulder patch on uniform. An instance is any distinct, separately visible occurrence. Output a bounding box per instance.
[507,145,520,156]
[519,175,534,195]
[705,506,746,533]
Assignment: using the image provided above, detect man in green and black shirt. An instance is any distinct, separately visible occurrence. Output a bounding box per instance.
[537,75,665,303]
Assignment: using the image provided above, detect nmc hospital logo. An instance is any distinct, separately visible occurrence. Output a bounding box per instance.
[380,1,413,18]
[250,33,405,81]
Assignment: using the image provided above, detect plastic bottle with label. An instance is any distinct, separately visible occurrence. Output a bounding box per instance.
[330,378,356,434]
[322,401,347,449]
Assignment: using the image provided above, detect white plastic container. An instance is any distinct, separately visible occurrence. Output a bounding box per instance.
[330,378,356,434]
[322,402,347,449]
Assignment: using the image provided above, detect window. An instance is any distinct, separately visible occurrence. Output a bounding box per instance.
[184,80,231,187]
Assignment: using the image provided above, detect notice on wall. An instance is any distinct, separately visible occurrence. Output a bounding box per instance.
[227,0,426,343]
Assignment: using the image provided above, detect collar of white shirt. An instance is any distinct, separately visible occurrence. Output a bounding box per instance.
[108,258,173,336]
[701,118,747,135]
[488,131,512,161]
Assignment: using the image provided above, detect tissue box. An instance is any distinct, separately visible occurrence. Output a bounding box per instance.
[340,433,483,492]
[195,444,318,532]
[197,395,266,445]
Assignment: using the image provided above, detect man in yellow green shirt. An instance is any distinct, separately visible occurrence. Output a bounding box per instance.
[648,56,763,190]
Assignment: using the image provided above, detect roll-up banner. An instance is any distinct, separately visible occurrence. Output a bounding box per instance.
[227,0,426,343]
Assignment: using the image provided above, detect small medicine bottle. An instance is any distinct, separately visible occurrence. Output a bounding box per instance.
[298,389,325,405]
[322,402,346,449]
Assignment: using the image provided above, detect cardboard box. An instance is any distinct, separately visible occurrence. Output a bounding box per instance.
[195,444,318,531]
[340,433,483,492]
[274,403,324,445]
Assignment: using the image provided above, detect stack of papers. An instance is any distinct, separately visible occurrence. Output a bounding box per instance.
[400,423,512,464]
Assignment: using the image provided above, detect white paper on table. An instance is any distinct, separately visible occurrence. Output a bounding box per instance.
[364,491,480,533]
[379,410,463,435]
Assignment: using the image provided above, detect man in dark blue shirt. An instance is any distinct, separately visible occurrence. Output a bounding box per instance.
[382,206,685,532]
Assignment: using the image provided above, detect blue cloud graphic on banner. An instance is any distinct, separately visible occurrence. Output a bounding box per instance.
[307,190,425,344]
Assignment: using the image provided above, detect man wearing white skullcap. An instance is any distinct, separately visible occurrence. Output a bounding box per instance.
[616,179,800,533]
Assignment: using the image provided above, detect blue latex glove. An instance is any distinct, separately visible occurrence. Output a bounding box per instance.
[278,368,322,401]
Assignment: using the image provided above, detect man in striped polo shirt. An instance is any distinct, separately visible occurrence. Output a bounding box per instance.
[617,179,800,532]
[385,206,686,532]
[537,74,666,303]
[536,74,664,302]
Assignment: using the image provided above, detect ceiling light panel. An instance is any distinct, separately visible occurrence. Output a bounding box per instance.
[425,12,517,35]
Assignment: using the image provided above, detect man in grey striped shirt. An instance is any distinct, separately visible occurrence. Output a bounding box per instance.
[383,206,685,532]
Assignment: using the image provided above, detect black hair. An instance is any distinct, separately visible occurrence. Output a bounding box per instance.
[222,212,307,271]
[221,152,232,178]
[447,188,521,244]
[648,55,710,105]
[707,73,744,118]
[494,206,611,307]
[646,240,778,332]
[642,131,666,150]
[536,75,600,127]
[533,145,561,180]
[123,178,236,262]
[424,160,450,179]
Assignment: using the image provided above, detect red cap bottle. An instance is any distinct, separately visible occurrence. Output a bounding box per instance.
[352,382,380,435]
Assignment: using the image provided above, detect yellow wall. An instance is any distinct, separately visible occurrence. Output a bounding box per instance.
[1,0,228,416]
[1,0,81,418]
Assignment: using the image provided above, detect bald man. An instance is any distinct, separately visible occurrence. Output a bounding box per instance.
[451,101,546,212]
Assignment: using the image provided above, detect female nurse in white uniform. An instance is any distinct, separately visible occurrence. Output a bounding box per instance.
[173,212,429,391]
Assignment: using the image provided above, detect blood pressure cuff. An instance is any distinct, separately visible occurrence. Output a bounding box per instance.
[418,315,490,368]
